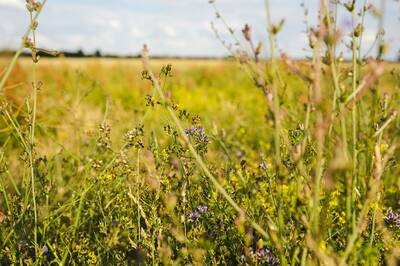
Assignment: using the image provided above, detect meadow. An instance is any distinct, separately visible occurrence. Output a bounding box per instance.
[1,0,400,265]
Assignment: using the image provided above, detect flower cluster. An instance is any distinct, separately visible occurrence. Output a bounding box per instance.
[385,209,400,229]
[188,205,208,222]
[97,122,112,150]
[184,126,209,155]
[241,248,280,265]
[26,0,42,12]
[124,124,144,149]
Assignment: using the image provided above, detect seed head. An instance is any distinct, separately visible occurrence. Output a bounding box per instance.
[242,24,252,42]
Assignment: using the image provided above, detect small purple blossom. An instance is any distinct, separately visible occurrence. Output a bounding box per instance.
[197,205,208,213]
[185,126,208,141]
[385,209,400,228]
[188,211,201,221]
[41,245,49,254]
[242,247,280,265]
[254,248,280,265]
[188,205,208,222]
[184,126,209,154]
[185,126,209,142]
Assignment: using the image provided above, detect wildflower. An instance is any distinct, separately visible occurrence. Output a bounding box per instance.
[385,209,400,229]
[191,115,201,125]
[160,64,173,77]
[188,210,201,222]
[185,126,207,139]
[125,124,144,149]
[26,0,42,12]
[244,247,280,265]
[197,205,208,213]
[97,122,112,150]
[41,245,49,255]
[184,126,209,155]
[145,94,158,107]
[92,159,103,171]
[188,205,208,222]
[242,24,252,42]
[255,42,262,57]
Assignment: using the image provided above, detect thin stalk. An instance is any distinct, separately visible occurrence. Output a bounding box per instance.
[357,0,368,60]
[136,148,141,242]
[323,0,352,226]
[324,0,349,162]
[344,79,368,105]
[0,0,47,94]
[351,6,359,232]
[0,180,11,215]
[1,110,29,151]
[265,2,287,263]
[265,0,281,164]
[310,0,325,244]
[28,8,39,257]
[339,142,393,265]
[376,0,386,60]
[372,111,397,138]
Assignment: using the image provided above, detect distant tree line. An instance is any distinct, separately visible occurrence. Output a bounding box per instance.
[0,49,227,60]
[1,48,398,61]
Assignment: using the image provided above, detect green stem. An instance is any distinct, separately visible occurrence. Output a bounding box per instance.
[265,0,281,165]
[28,8,39,258]
[137,148,141,242]
[351,7,359,232]
[0,0,47,94]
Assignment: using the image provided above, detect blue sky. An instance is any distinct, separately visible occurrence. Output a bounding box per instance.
[0,0,399,59]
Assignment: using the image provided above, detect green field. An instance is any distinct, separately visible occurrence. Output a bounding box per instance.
[0,56,399,265]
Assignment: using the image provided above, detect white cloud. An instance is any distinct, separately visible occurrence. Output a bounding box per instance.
[130,27,143,38]
[162,25,177,37]
[108,19,121,31]
[0,0,24,9]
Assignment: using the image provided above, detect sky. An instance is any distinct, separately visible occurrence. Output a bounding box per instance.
[0,0,399,59]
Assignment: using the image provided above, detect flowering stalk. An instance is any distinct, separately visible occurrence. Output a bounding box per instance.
[0,0,47,94]
[26,0,46,257]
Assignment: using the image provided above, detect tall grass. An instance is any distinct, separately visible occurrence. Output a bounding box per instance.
[0,0,399,265]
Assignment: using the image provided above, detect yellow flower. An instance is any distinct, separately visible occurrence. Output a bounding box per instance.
[338,212,346,224]
[380,143,388,153]
[282,184,289,194]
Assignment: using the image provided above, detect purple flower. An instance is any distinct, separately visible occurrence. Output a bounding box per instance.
[184,126,209,143]
[188,210,201,222]
[41,245,49,254]
[184,126,209,155]
[243,247,280,265]
[256,248,280,265]
[188,205,208,222]
[385,209,400,228]
[197,205,208,213]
